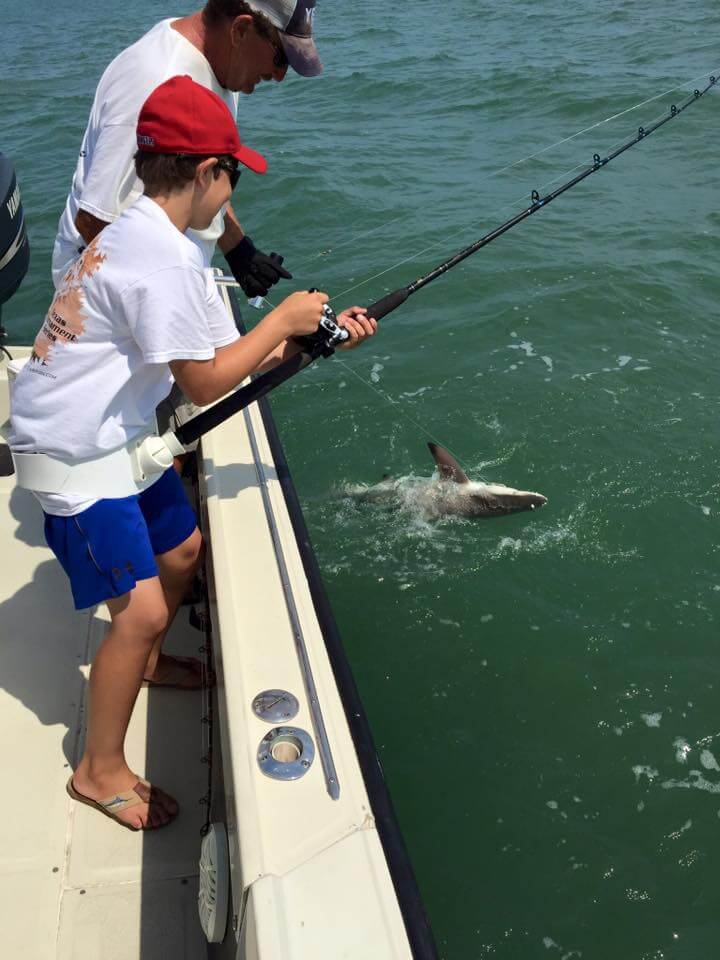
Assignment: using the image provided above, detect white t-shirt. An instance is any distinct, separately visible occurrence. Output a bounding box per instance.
[11,196,237,516]
[52,18,240,286]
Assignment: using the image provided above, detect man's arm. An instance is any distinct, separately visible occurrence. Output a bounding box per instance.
[217,203,244,254]
[219,202,292,297]
[72,121,138,245]
[80,200,242,251]
[75,210,110,246]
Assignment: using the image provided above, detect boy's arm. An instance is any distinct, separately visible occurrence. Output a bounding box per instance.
[169,291,327,407]
[251,337,304,374]
[217,306,378,377]
[171,302,379,407]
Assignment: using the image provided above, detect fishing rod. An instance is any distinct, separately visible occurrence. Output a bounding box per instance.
[174,75,717,449]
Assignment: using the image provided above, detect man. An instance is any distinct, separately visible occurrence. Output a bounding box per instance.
[53,0,322,298]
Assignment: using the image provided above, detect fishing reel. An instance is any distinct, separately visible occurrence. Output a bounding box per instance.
[293,289,350,357]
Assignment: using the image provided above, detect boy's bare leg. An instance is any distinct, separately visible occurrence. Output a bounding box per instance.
[72,578,179,829]
[143,527,204,682]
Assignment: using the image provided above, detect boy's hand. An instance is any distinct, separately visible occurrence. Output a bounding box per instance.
[273,290,330,338]
[336,307,378,350]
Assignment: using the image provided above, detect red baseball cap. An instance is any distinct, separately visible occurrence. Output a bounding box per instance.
[137,75,267,174]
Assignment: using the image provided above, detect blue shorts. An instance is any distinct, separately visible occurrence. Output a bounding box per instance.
[44,467,198,611]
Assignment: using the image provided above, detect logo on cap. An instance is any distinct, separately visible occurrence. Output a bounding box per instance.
[137,134,156,147]
[286,0,317,38]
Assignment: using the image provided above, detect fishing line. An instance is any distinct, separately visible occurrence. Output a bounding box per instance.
[185,73,717,452]
[280,216,406,273]
[229,290,476,472]
[287,65,720,278]
[332,356,479,477]
[237,82,714,461]
[329,124,649,305]
[330,77,717,307]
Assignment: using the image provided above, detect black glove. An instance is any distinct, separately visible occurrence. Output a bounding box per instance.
[224,236,292,298]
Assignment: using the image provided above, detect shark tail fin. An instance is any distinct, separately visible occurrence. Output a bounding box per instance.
[427,443,470,484]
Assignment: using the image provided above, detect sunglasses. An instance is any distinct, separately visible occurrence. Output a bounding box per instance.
[269,30,289,71]
[215,157,241,190]
[176,155,242,190]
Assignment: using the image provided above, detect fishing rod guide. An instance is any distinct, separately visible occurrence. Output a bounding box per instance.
[173,72,717,450]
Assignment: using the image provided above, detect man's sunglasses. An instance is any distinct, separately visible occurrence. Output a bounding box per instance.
[269,30,289,71]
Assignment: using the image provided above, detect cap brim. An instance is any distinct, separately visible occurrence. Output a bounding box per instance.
[232,143,268,175]
[280,34,323,78]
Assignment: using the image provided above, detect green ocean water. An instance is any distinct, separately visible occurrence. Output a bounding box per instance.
[3,2,720,957]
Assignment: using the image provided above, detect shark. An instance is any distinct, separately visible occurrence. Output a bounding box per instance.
[345,443,548,519]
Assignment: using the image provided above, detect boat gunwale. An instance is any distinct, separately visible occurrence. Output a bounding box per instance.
[228,289,439,960]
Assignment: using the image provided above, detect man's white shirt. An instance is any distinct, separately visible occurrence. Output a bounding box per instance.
[12,197,239,516]
[52,18,240,286]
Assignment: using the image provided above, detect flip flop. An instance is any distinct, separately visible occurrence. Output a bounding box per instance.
[142,654,211,690]
[66,776,177,831]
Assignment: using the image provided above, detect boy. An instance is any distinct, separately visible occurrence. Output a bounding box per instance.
[9,75,376,831]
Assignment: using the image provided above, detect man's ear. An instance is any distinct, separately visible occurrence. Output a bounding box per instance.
[230,14,254,47]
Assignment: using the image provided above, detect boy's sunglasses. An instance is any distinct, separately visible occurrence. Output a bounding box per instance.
[215,157,241,190]
[176,155,241,190]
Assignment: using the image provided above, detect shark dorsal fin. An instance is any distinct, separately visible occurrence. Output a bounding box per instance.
[427,443,470,484]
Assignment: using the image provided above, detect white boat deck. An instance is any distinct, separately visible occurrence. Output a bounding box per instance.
[0,348,208,958]
[0,317,430,958]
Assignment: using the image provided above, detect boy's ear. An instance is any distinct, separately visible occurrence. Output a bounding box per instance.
[195,157,218,187]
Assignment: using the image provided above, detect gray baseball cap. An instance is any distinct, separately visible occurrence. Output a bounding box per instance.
[246,0,323,77]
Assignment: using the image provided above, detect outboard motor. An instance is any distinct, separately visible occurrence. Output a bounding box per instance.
[0,152,30,333]
[0,152,29,475]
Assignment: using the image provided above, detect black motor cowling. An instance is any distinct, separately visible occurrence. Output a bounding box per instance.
[0,152,30,316]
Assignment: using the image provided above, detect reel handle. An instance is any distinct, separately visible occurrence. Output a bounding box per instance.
[295,287,349,355]
[308,286,339,324]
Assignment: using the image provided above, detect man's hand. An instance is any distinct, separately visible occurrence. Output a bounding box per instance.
[224,236,292,298]
[336,307,378,350]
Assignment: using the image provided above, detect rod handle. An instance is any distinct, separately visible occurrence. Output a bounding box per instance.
[365,287,410,322]
[175,348,319,447]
